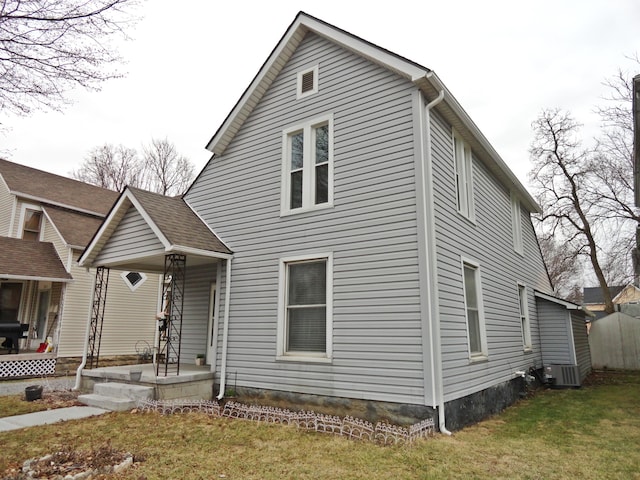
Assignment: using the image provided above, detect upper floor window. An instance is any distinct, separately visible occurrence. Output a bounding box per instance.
[453,131,474,220]
[22,209,42,241]
[281,114,334,216]
[462,259,487,359]
[297,65,319,99]
[518,284,532,350]
[511,194,523,254]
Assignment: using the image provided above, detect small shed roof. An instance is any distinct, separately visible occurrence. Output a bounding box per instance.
[0,237,73,282]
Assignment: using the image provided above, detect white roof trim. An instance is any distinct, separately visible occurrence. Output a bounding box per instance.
[41,206,71,249]
[0,274,73,283]
[534,290,595,317]
[167,244,233,261]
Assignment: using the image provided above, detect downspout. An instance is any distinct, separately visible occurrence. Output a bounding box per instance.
[423,77,450,435]
[74,269,97,391]
[216,257,232,400]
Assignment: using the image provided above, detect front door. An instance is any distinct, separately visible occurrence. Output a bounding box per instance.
[206,282,217,364]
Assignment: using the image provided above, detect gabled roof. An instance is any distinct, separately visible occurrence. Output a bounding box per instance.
[0,158,118,216]
[202,11,540,213]
[42,205,103,249]
[79,186,232,269]
[0,237,72,282]
[583,285,626,305]
[534,290,595,317]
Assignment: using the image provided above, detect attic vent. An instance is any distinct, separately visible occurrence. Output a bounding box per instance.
[297,65,318,99]
[301,71,314,93]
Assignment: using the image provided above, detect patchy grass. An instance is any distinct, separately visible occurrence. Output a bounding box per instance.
[0,370,639,479]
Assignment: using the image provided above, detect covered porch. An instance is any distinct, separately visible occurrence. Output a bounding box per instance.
[75,187,233,401]
[0,237,73,378]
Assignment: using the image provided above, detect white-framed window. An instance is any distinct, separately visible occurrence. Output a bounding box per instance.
[518,283,532,350]
[20,204,42,241]
[453,130,474,220]
[511,194,523,254]
[296,64,319,99]
[281,114,334,215]
[462,259,487,359]
[276,253,333,363]
[120,271,147,292]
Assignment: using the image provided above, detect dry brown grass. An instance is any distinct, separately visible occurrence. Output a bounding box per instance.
[0,370,638,479]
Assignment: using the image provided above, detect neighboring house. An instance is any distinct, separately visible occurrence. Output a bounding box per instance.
[583,284,640,320]
[0,159,159,378]
[78,12,591,430]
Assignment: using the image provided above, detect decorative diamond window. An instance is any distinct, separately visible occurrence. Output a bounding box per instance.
[121,271,147,292]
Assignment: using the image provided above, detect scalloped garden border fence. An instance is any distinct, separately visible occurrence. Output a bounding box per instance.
[136,399,436,445]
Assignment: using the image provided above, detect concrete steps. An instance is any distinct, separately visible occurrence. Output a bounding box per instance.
[78,382,154,412]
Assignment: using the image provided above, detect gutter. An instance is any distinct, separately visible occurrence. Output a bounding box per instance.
[216,258,233,400]
[422,74,451,435]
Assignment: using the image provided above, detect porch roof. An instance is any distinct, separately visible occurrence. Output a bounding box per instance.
[42,205,104,250]
[79,187,233,272]
[0,237,73,282]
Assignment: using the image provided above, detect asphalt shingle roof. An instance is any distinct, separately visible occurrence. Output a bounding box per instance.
[0,237,72,280]
[0,158,118,215]
[43,206,103,248]
[128,187,232,255]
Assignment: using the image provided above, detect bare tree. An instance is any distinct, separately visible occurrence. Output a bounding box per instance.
[529,109,615,313]
[72,138,194,195]
[141,138,195,196]
[72,143,142,191]
[0,0,139,116]
[537,234,583,302]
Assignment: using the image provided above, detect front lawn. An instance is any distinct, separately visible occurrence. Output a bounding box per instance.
[1,370,638,479]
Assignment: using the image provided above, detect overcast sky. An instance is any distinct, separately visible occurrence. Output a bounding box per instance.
[2,0,639,189]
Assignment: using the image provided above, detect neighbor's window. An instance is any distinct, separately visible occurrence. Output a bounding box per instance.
[297,65,319,99]
[277,253,333,362]
[462,260,486,358]
[511,194,523,254]
[453,130,474,219]
[22,209,42,241]
[518,284,532,350]
[281,115,333,215]
[120,271,147,292]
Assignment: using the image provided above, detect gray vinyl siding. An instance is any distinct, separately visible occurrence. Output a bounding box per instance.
[181,263,217,364]
[186,32,426,405]
[536,298,573,365]
[571,311,591,380]
[0,176,13,236]
[94,206,164,265]
[430,110,552,402]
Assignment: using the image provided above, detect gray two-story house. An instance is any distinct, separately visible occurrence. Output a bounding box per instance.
[78,12,590,430]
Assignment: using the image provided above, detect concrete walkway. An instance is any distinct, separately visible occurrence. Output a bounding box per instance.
[0,406,108,432]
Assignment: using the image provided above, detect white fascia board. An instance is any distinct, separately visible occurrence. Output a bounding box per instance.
[206,13,428,156]
[78,193,129,267]
[41,206,70,248]
[0,274,73,283]
[10,191,106,217]
[125,190,172,249]
[423,72,540,214]
[166,245,233,261]
[534,290,581,310]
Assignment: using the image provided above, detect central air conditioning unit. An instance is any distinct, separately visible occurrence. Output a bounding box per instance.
[544,364,581,387]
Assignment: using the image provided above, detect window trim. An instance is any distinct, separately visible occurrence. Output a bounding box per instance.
[18,203,42,241]
[120,271,148,292]
[511,194,523,255]
[276,252,333,363]
[296,64,319,99]
[461,257,487,360]
[281,114,334,216]
[453,130,475,220]
[518,283,532,351]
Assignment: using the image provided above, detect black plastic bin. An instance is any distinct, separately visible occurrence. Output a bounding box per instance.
[25,385,43,401]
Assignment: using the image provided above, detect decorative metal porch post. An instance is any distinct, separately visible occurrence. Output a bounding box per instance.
[157,254,186,376]
[87,266,109,369]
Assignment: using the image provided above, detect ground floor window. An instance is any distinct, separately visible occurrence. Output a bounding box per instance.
[0,282,23,322]
[277,253,333,362]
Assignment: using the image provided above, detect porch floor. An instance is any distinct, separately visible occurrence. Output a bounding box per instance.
[80,363,216,401]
